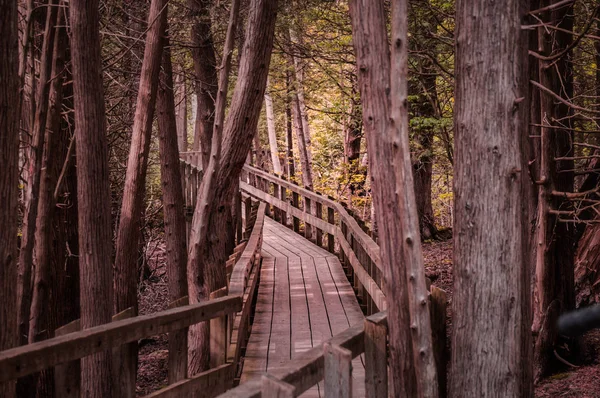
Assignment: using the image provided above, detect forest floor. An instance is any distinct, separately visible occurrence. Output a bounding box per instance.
[134,235,600,397]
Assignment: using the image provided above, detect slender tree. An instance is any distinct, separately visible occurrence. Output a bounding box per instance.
[0,0,20,396]
[450,0,532,396]
[349,0,438,396]
[265,79,282,174]
[70,0,114,395]
[113,0,168,392]
[187,0,277,373]
[189,0,218,168]
[157,29,189,382]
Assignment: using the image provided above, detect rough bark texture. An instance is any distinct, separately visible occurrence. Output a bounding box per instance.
[17,0,59,349]
[0,0,19,395]
[27,18,66,398]
[157,32,189,382]
[451,0,532,396]
[187,0,276,374]
[533,4,575,379]
[70,0,115,396]
[189,0,218,168]
[349,0,438,396]
[113,2,167,392]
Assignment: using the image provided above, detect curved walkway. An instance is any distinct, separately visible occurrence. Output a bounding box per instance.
[241,217,366,397]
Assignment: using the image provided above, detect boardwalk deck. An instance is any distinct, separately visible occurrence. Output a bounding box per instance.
[241,217,365,397]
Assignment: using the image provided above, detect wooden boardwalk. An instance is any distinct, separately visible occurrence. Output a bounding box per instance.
[240,217,366,397]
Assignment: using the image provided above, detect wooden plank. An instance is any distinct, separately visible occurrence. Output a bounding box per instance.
[168,296,189,384]
[210,288,228,367]
[143,363,234,398]
[262,374,296,397]
[112,307,137,398]
[304,196,313,241]
[54,320,81,398]
[336,232,387,312]
[266,246,291,371]
[324,343,352,398]
[0,296,242,382]
[364,313,387,398]
[327,206,335,253]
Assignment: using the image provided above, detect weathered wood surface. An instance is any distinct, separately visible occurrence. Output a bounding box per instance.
[143,363,234,398]
[0,296,242,382]
[239,218,365,397]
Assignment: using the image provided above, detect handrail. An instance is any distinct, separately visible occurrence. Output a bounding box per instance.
[0,295,242,383]
[240,164,387,314]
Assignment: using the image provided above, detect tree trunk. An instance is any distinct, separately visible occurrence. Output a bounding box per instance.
[0,1,20,396]
[187,0,276,374]
[17,0,59,350]
[113,1,167,393]
[188,0,241,374]
[533,4,576,379]
[292,92,313,189]
[265,79,282,174]
[285,71,295,180]
[349,0,438,396]
[157,30,189,383]
[450,0,532,396]
[27,17,66,398]
[70,0,115,396]
[175,67,188,153]
[189,0,218,169]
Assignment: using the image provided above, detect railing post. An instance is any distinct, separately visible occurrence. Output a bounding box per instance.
[292,184,300,233]
[327,202,335,253]
[54,320,81,398]
[304,196,313,241]
[210,287,228,367]
[364,313,388,398]
[280,175,288,228]
[315,196,323,248]
[168,296,189,383]
[262,374,296,397]
[235,189,243,244]
[273,179,281,223]
[324,342,352,398]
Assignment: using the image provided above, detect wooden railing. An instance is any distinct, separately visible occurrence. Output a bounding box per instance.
[0,177,267,397]
[240,165,387,315]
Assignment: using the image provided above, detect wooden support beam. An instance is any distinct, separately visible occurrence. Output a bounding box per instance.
[364,312,387,398]
[324,342,353,398]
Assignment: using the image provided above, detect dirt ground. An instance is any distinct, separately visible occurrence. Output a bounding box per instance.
[135,236,600,397]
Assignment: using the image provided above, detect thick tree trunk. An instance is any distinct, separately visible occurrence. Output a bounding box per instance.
[0,1,20,396]
[189,0,218,169]
[70,0,115,396]
[157,31,189,383]
[17,0,59,349]
[113,1,167,393]
[350,0,438,396]
[533,4,575,379]
[265,80,282,174]
[187,0,276,374]
[450,0,532,396]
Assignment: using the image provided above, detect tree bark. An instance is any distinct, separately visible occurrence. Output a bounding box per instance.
[27,17,66,398]
[70,0,115,396]
[265,79,282,174]
[349,0,438,396]
[175,67,188,153]
[17,0,59,349]
[188,0,241,374]
[157,30,189,382]
[0,0,20,395]
[451,0,532,396]
[113,1,167,393]
[187,0,276,374]
[292,92,313,189]
[533,3,575,379]
[285,72,295,179]
[189,0,218,169]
